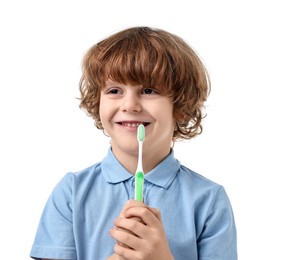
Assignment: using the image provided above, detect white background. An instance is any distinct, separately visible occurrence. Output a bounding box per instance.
[1,0,282,259]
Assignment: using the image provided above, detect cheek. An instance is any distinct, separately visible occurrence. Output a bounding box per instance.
[160,102,174,122]
[99,98,118,127]
[98,102,103,120]
[98,99,109,124]
[155,104,175,133]
[164,105,175,132]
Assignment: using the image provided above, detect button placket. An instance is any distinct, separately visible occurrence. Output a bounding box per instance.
[130,176,135,199]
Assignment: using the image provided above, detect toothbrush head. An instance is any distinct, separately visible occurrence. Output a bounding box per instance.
[137,124,145,142]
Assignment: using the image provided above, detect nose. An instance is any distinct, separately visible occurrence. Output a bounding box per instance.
[121,93,142,113]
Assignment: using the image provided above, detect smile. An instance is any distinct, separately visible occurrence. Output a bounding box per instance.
[117,121,150,127]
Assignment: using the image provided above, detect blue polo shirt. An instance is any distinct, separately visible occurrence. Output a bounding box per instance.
[30,149,237,260]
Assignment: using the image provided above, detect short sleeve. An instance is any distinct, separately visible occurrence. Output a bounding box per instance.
[30,173,77,260]
[197,186,237,260]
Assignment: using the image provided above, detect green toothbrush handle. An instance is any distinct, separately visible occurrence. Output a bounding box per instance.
[135,171,144,202]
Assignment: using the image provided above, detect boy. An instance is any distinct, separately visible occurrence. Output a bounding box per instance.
[30,26,237,260]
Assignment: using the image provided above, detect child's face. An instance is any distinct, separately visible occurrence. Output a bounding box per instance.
[99,79,175,163]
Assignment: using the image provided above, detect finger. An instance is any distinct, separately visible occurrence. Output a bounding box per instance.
[115,217,147,239]
[124,206,161,227]
[147,207,162,222]
[109,227,140,250]
[121,200,162,222]
[119,199,147,218]
[113,242,138,260]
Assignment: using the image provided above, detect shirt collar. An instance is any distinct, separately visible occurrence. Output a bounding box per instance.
[101,148,180,189]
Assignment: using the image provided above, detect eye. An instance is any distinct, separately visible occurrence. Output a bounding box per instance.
[142,88,159,95]
[105,88,122,95]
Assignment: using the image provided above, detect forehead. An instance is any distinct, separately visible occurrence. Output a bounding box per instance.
[105,79,141,88]
[92,28,184,96]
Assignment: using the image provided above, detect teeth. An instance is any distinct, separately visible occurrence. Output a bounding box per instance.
[122,122,143,127]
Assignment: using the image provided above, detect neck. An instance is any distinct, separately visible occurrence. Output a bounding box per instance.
[111,145,171,175]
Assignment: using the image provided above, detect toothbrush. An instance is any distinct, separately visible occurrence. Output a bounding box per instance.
[135,124,145,202]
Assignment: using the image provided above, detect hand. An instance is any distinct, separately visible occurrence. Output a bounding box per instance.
[106,253,126,260]
[109,200,174,260]
[115,201,145,249]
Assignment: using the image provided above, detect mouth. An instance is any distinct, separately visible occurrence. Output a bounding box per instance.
[117,121,150,128]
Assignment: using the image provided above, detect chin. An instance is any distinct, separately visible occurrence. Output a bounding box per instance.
[112,142,139,155]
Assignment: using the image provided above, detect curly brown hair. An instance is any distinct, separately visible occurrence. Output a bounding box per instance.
[79,27,210,141]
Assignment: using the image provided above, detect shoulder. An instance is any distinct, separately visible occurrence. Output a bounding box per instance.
[176,164,232,210]
[178,164,222,191]
[51,162,103,194]
[73,162,103,181]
